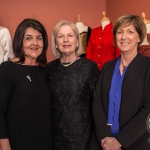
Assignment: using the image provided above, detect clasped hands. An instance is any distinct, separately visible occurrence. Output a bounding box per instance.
[101,137,122,150]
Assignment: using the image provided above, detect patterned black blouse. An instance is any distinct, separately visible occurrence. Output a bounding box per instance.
[47,57,99,150]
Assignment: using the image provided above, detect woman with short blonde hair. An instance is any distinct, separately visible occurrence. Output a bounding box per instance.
[47,20,99,150]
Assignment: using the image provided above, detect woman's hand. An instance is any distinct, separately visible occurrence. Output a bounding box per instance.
[101,137,122,150]
[0,139,11,150]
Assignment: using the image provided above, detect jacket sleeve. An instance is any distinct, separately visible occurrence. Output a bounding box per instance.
[93,63,112,143]
[89,63,100,96]
[115,66,150,149]
[0,62,14,138]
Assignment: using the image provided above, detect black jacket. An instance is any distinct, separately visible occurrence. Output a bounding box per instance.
[90,53,150,150]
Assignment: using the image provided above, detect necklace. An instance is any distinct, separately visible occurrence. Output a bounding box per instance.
[121,61,126,72]
[60,57,79,67]
[120,59,126,72]
[122,65,126,72]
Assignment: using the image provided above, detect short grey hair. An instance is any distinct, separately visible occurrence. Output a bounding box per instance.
[51,20,82,58]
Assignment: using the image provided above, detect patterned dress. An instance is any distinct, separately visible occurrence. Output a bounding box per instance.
[47,57,99,150]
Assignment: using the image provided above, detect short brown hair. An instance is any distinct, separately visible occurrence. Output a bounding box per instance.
[113,14,146,46]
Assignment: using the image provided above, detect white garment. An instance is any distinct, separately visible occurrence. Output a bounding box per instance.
[101,20,110,30]
[0,26,14,64]
[76,22,88,33]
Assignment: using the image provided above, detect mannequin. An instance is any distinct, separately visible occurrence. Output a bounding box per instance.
[101,11,110,30]
[140,12,150,45]
[145,19,150,44]
[76,15,88,33]
[86,11,120,70]
[146,23,150,33]
[32,13,35,19]
[147,31,150,44]
[76,15,92,57]
[139,12,150,57]
[0,26,14,64]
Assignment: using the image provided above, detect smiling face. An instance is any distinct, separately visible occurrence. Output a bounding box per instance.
[116,24,140,54]
[56,25,78,56]
[23,27,44,61]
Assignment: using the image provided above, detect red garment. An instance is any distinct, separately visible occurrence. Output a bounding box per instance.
[147,34,150,44]
[139,45,150,57]
[86,23,120,70]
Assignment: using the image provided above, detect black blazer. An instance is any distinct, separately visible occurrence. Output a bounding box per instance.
[90,53,150,150]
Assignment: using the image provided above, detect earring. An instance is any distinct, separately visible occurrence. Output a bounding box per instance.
[76,44,78,47]
[56,45,58,48]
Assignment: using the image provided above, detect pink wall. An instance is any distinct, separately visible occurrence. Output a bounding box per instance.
[0,0,106,62]
[106,0,150,23]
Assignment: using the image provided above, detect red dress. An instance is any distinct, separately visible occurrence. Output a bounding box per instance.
[86,23,120,70]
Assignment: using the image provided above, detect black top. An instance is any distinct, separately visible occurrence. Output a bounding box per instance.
[47,57,99,150]
[90,53,150,150]
[0,61,52,150]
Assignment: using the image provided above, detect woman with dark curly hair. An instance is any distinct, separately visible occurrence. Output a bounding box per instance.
[0,19,52,150]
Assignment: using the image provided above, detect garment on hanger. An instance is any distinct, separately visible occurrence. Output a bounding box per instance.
[139,13,150,57]
[147,34,150,44]
[139,44,150,57]
[86,23,120,70]
[0,26,14,64]
[79,27,92,57]
[140,34,150,46]
[76,19,92,57]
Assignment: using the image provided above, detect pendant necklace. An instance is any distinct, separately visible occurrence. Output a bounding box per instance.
[121,60,126,72]
[122,65,126,72]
